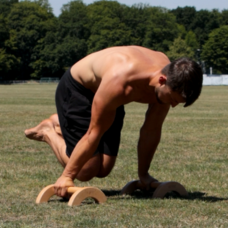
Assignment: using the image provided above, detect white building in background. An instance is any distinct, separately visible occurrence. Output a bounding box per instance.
[203,75,228,85]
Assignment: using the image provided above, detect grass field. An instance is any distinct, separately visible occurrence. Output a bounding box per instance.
[0,84,228,227]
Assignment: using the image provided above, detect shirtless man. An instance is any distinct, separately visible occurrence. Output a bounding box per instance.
[25,45,203,198]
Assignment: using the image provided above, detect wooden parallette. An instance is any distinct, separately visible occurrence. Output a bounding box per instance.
[36,185,107,206]
[120,180,188,198]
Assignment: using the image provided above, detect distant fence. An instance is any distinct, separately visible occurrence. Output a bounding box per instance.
[0,78,60,85]
[203,75,228,85]
[1,75,228,85]
[40,77,60,83]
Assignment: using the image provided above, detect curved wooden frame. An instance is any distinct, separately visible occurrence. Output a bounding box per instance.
[36,185,107,206]
[120,180,188,198]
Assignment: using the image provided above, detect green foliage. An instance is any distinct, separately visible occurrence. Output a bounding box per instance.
[201,25,228,74]
[177,24,187,39]
[220,9,228,25]
[30,0,89,78]
[166,36,195,61]
[0,14,8,47]
[5,0,55,79]
[171,6,197,31]
[185,30,199,50]
[0,48,20,79]
[33,0,53,13]
[0,1,227,78]
[191,9,221,47]
[59,0,89,39]
[86,1,131,53]
[142,7,178,52]
[0,0,18,15]
[0,0,18,47]
[172,7,221,48]
[28,0,92,78]
[120,3,149,46]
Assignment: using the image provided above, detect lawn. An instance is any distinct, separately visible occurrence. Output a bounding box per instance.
[0,84,228,227]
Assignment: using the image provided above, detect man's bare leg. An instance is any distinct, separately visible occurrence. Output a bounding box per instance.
[24,114,117,181]
[24,114,68,167]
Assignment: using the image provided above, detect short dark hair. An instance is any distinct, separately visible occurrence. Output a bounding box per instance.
[161,57,203,107]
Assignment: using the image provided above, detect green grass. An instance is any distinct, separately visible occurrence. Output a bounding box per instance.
[0,84,228,227]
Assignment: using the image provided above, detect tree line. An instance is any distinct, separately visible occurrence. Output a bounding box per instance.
[0,0,228,80]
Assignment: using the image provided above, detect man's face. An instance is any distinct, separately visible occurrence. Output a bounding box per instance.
[156,85,186,108]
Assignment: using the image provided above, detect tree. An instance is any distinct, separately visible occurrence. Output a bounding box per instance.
[0,0,19,79]
[166,36,195,61]
[190,9,220,47]
[143,7,178,52]
[201,25,228,74]
[6,1,55,79]
[59,0,89,40]
[33,0,52,14]
[171,6,196,31]
[0,48,20,79]
[28,16,62,78]
[172,7,221,48]
[86,0,131,53]
[0,0,18,47]
[220,9,228,25]
[177,24,187,39]
[120,3,150,46]
[185,30,199,51]
[31,0,90,78]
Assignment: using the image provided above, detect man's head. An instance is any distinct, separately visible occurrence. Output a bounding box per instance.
[161,57,203,107]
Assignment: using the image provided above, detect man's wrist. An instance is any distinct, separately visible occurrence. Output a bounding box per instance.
[62,169,76,180]
[138,172,149,179]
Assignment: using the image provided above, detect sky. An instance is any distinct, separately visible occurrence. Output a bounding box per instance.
[49,0,228,16]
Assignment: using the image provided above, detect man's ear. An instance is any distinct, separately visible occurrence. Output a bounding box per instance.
[158,75,167,85]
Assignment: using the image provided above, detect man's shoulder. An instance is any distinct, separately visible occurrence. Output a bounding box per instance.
[89,46,169,68]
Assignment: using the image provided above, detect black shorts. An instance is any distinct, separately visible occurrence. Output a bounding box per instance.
[55,68,125,157]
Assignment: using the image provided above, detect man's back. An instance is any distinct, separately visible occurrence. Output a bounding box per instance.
[71,46,170,97]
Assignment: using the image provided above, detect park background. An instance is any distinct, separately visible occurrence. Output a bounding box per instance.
[0,0,228,81]
[1,0,228,227]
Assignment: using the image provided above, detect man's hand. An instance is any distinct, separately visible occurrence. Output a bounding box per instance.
[139,173,158,191]
[54,175,75,198]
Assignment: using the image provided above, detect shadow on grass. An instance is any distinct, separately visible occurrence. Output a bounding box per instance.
[42,189,228,205]
[102,189,228,202]
[46,198,97,206]
[185,191,228,202]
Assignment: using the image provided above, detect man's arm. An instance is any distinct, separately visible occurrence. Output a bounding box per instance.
[138,103,170,187]
[54,76,126,197]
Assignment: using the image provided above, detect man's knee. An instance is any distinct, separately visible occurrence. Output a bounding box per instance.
[75,155,101,182]
[76,171,96,182]
[96,168,112,178]
[75,154,116,181]
[96,154,116,178]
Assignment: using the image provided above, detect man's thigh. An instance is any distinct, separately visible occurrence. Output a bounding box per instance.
[55,68,94,157]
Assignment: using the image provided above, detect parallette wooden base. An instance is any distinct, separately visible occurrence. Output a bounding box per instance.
[36,185,107,206]
[120,180,188,199]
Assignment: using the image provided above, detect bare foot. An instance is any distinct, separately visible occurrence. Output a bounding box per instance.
[24,119,54,142]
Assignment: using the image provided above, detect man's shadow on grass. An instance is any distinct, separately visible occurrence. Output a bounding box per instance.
[102,189,228,202]
[46,189,228,205]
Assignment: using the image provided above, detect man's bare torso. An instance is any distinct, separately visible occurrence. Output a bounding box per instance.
[71,46,170,105]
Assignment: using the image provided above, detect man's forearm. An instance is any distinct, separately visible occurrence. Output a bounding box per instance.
[137,135,160,178]
[137,103,168,179]
[62,133,99,180]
